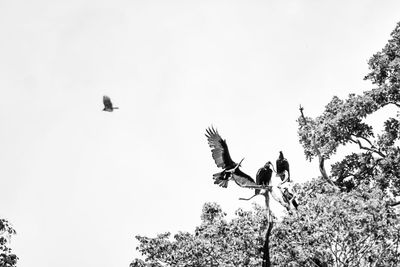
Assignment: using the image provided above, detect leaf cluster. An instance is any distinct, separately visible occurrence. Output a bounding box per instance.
[0,219,18,267]
[132,202,270,267]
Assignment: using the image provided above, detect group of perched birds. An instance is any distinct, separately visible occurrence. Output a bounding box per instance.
[205,126,298,210]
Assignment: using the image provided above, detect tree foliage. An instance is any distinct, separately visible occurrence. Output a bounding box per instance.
[0,219,18,267]
[272,178,400,266]
[131,202,268,267]
[132,181,400,266]
[297,22,400,194]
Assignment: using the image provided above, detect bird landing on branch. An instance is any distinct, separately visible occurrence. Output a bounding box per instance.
[205,126,256,188]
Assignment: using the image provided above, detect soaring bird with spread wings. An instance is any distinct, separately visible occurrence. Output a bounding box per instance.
[205,127,257,188]
[103,95,119,112]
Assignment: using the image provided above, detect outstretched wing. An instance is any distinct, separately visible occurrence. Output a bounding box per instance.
[103,95,113,109]
[232,169,256,187]
[205,127,235,169]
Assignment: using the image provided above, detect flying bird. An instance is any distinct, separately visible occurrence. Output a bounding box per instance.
[102,95,119,112]
[205,127,256,188]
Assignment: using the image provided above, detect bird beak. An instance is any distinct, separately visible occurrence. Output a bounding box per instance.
[239,158,245,166]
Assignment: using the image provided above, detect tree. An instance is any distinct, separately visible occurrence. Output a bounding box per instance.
[0,219,18,267]
[297,22,400,195]
[291,21,400,266]
[297,90,399,194]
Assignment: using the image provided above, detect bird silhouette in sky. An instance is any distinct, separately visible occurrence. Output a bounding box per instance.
[102,95,119,112]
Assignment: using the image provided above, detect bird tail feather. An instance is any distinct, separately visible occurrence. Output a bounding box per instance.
[213,171,229,188]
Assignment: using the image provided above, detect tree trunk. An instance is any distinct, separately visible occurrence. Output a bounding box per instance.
[318,157,335,186]
[262,190,274,267]
[262,221,274,267]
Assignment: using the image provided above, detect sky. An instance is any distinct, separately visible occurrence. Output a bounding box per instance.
[0,1,400,266]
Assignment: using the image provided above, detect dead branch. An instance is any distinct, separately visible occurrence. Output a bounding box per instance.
[239,194,260,201]
[387,101,400,108]
[239,184,272,190]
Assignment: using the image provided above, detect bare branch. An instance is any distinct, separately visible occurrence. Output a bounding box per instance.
[299,104,305,121]
[349,136,386,157]
[239,184,272,190]
[239,194,260,201]
[389,201,400,207]
[356,135,375,148]
[387,101,400,108]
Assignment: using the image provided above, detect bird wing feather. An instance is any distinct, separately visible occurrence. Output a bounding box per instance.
[231,169,256,187]
[205,127,235,169]
[256,168,262,185]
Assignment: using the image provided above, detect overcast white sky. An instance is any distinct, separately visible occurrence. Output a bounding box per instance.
[1,1,400,266]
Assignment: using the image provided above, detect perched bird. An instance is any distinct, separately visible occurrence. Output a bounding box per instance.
[276,151,290,182]
[282,188,299,210]
[102,95,119,112]
[255,162,273,195]
[205,127,256,188]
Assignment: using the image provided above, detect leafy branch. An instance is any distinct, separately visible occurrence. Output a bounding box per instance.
[299,105,336,187]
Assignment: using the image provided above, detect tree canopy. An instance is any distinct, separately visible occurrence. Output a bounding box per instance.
[131,179,400,266]
[272,179,400,266]
[297,22,400,194]
[131,202,268,267]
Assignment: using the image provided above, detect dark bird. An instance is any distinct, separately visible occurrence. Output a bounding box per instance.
[276,151,290,181]
[205,127,256,188]
[102,95,119,112]
[282,188,298,210]
[255,162,273,195]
